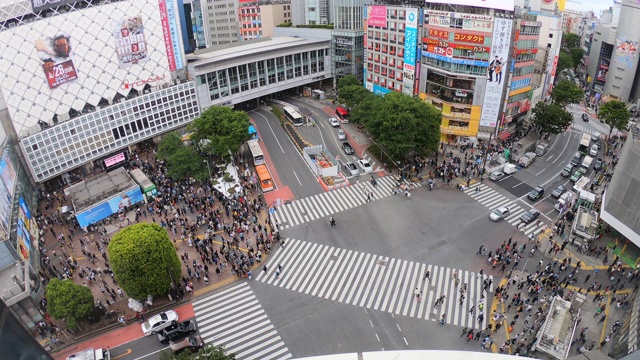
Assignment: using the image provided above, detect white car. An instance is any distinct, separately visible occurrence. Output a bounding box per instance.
[589,144,598,157]
[343,162,359,177]
[329,117,340,127]
[141,310,179,336]
[490,206,510,221]
[357,159,373,173]
[337,129,346,140]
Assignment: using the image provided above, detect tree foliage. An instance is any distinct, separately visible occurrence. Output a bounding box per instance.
[159,345,236,360]
[187,106,251,162]
[532,103,573,135]
[157,132,208,181]
[556,52,573,74]
[551,80,584,107]
[108,223,182,300]
[598,100,631,137]
[337,85,375,111]
[360,92,441,160]
[562,33,581,50]
[569,47,585,69]
[46,278,94,329]
[337,74,361,89]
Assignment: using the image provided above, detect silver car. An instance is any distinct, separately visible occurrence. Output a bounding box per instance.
[490,171,505,181]
[343,162,359,177]
[337,129,346,140]
[490,206,510,221]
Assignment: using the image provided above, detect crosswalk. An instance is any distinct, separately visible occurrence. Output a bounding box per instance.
[571,124,599,136]
[567,103,587,112]
[193,283,292,360]
[255,238,493,329]
[463,184,547,236]
[361,153,384,172]
[271,175,420,229]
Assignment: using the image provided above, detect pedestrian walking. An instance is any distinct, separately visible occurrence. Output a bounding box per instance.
[598,314,606,325]
[424,270,430,281]
[461,327,468,337]
[439,314,446,326]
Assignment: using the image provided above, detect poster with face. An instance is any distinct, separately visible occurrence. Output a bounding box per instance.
[34,33,78,88]
[114,15,149,68]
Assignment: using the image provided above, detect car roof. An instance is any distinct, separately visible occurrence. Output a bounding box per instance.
[496,206,509,211]
[535,186,543,191]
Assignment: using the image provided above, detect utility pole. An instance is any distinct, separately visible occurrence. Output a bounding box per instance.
[481,132,494,176]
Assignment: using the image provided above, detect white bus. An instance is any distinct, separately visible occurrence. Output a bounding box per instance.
[283,106,304,126]
[247,139,265,166]
[578,133,591,154]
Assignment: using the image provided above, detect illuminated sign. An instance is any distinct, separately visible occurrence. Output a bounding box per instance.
[104,152,127,167]
[403,9,419,96]
[480,18,513,127]
[367,6,387,27]
[454,33,485,44]
[514,48,539,55]
[426,45,453,57]
[423,38,489,52]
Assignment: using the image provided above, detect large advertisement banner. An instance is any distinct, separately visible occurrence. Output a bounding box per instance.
[367,6,387,27]
[403,8,419,95]
[0,151,17,198]
[114,15,150,68]
[17,197,32,260]
[480,18,513,127]
[165,0,184,70]
[424,0,514,12]
[158,0,177,71]
[75,187,145,228]
[615,36,638,69]
[31,0,80,12]
[34,34,79,89]
[0,180,10,241]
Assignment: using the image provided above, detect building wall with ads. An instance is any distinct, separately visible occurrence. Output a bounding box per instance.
[603,0,640,102]
[0,0,175,139]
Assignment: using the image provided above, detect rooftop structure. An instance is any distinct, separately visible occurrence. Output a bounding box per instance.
[68,167,136,212]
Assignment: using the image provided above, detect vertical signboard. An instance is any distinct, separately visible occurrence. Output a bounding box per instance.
[402,8,419,95]
[480,18,512,127]
[0,151,17,197]
[0,180,10,241]
[158,0,177,71]
[17,197,32,260]
[165,0,184,70]
[113,15,150,68]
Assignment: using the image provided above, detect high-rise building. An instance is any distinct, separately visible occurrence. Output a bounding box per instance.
[0,300,53,360]
[199,0,241,45]
[239,1,292,41]
[291,0,331,26]
[332,0,365,83]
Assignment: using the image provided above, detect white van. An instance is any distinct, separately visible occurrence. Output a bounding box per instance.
[580,156,593,172]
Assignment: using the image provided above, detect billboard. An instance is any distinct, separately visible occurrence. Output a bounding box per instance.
[164,0,185,70]
[424,0,514,12]
[367,5,387,27]
[615,36,638,69]
[0,180,10,241]
[17,197,32,260]
[31,0,80,12]
[403,8,419,95]
[75,187,144,228]
[0,0,173,138]
[0,151,17,198]
[479,18,513,127]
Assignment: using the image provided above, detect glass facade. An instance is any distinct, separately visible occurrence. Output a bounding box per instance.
[332,30,364,82]
[20,82,200,182]
[0,300,53,360]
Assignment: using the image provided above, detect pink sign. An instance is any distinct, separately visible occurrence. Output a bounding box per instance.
[158,0,176,71]
[104,153,126,167]
[367,6,387,27]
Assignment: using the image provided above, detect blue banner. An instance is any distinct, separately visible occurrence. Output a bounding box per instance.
[422,51,489,67]
[75,187,145,228]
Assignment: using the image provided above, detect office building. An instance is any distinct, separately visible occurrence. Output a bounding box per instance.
[291,0,331,26]
[239,1,292,41]
[332,0,365,83]
[199,0,241,45]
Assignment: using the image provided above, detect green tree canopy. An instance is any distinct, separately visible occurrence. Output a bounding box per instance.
[532,102,573,135]
[569,47,585,69]
[108,223,182,300]
[562,33,581,49]
[598,100,631,137]
[159,345,236,360]
[337,74,361,89]
[551,80,584,107]
[46,278,94,329]
[337,85,375,111]
[187,106,251,162]
[556,52,573,74]
[363,92,441,160]
[157,132,208,181]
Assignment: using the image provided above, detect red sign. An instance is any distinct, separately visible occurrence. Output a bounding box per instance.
[454,33,485,44]
[428,28,449,39]
[551,55,558,77]
[515,48,538,55]
[43,59,78,89]
[423,38,489,52]
[427,44,453,57]
[121,74,167,90]
[158,0,176,71]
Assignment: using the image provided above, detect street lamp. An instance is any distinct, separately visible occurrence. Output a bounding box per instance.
[203,160,212,181]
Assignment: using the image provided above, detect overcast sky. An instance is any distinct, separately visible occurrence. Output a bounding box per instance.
[564,0,616,15]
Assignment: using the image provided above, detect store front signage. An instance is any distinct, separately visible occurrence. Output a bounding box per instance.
[423,38,489,52]
[428,28,449,39]
[423,10,493,21]
[455,90,468,97]
[514,48,538,55]
[462,19,493,32]
[454,33,485,44]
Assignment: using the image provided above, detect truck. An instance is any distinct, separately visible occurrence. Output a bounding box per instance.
[573,176,591,193]
[555,191,576,212]
[535,143,549,156]
[518,152,537,168]
[580,156,593,173]
[503,163,517,174]
[67,348,111,360]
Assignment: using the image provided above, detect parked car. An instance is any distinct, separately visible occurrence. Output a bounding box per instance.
[591,132,601,142]
[490,171,505,181]
[141,310,179,336]
[561,164,574,177]
[570,169,585,182]
[343,162,359,177]
[329,117,340,127]
[357,159,373,173]
[594,158,603,171]
[527,186,544,201]
[157,320,197,344]
[582,113,589,122]
[520,208,540,224]
[342,142,354,155]
[337,129,346,140]
[170,335,204,354]
[590,144,599,157]
[551,185,565,198]
[490,206,510,221]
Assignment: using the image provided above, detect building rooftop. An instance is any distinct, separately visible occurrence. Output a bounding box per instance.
[67,167,136,212]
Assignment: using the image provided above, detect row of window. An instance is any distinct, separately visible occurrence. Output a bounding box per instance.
[366,74,403,92]
[367,31,406,44]
[512,65,534,76]
[423,57,487,76]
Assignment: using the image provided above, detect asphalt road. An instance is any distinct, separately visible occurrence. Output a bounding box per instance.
[108,330,175,360]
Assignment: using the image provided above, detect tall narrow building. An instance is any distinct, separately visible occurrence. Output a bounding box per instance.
[332,0,365,83]
[291,0,331,26]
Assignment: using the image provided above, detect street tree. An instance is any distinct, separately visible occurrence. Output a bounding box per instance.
[337,74,360,89]
[531,102,573,135]
[46,278,94,329]
[569,47,585,69]
[157,132,184,161]
[157,132,208,181]
[187,106,251,162]
[551,80,584,107]
[337,85,375,110]
[562,33,581,50]
[556,52,573,74]
[350,93,384,126]
[366,92,441,160]
[108,223,182,300]
[159,345,236,360]
[598,100,631,138]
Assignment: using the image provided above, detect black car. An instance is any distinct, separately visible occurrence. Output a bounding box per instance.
[594,158,603,171]
[551,185,565,198]
[582,113,589,122]
[157,320,197,344]
[527,186,544,201]
[520,208,540,224]
[342,142,354,155]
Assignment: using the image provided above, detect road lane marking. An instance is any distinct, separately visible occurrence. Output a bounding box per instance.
[552,130,575,164]
[535,169,545,176]
[292,170,302,186]
[511,181,524,188]
[253,111,284,153]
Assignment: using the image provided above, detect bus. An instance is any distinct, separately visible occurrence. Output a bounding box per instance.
[578,133,591,154]
[129,169,157,199]
[247,140,264,166]
[255,164,274,192]
[283,106,304,126]
[335,106,349,123]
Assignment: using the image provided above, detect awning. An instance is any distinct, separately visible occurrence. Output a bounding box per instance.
[498,131,511,140]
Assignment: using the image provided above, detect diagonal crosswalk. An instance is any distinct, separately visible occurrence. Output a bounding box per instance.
[271,175,420,229]
[255,238,493,329]
[193,283,292,360]
[463,184,547,236]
